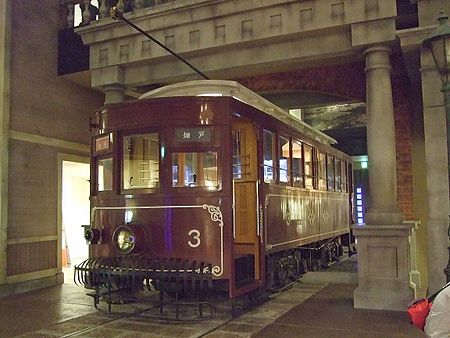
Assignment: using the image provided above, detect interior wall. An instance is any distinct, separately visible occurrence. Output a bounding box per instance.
[2,0,102,291]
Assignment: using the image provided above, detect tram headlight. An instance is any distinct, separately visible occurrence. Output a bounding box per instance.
[113,226,136,254]
[82,225,102,245]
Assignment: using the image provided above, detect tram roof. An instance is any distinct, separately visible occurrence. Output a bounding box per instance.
[140,80,336,146]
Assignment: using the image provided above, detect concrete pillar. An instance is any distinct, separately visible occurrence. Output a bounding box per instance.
[364,46,403,225]
[0,0,11,285]
[353,46,414,311]
[421,45,450,292]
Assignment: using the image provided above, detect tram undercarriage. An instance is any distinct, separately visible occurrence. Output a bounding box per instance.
[74,236,353,320]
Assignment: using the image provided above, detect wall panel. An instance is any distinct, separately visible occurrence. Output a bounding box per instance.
[7,240,57,276]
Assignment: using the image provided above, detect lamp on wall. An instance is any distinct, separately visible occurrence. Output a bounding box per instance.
[422,11,450,282]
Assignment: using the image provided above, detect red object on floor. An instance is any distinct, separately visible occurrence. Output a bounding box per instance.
[407,298,432,331]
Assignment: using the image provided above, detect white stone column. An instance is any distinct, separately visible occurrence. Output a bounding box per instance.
[421,42,450,293]
[364,46,403,225]
[353,46,414,311]
[0,0,11,285]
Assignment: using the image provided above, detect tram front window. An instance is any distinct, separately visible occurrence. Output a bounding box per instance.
[123,133,160,190]
[172,152,219,189]
[98,158,113,191]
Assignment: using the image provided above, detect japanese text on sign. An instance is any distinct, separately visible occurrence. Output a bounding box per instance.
[175,127,212,143]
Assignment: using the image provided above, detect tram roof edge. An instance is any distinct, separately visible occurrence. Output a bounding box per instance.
[139,80,337,146]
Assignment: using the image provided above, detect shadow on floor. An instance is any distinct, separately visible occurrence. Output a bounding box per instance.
[253,283,426,338]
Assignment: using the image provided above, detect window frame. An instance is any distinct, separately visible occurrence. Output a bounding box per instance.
[303,143,316,189]
[326,154,335,191]
[341,160,348,193]
[95,155,114,193]
[262,129,277,184]
[318,150,327,191]
[92,132,115,195]
[120,129,162,195]
[292,139,304,188]
[278,134,291,185]
[335,157,342,192]
[170,150,221,190]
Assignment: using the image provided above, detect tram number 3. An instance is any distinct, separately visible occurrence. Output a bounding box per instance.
[188,229,201,248]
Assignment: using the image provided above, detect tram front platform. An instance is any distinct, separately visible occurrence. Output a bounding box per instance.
[0,257,425,338]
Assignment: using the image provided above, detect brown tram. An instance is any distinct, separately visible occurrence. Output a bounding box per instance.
[77,80,353,307]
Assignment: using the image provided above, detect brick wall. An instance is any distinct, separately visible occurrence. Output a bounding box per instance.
[391,59,414,220]
[237,63,366,101]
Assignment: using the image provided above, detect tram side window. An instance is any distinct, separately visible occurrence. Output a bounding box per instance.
[232,129,243,179]
[232,128,252,179]
[292,140,304,187]
[123,133,160,190]
[97,158,113,191]
[304,144,314,189]
[327,155,335,191]
[279,136,290,184]
[172,152,219,189]
[342,161,348,192]
[263,130,276,183]
[318,151,327,190]
[335,158,342,192]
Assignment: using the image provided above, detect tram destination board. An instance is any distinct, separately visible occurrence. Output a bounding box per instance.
[175,127,212,143]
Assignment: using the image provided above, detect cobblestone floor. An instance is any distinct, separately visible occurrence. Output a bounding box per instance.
[13,281,327,338]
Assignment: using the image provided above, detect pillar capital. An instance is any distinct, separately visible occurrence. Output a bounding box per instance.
[103,83,126,105]
[90,66,127,104]
[363,45,392,72]
[363,45,392,56]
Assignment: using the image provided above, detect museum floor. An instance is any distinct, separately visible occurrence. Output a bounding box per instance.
[0,257,425,338]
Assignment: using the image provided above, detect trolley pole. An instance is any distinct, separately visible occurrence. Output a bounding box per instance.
[110,7,209,80]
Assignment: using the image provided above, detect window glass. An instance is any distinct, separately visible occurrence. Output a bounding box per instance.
[232,129,243,179]
[263,130,275,183]
[342,161,348,192]
[98,158,113,191]
[304,144,314,189]
[123,133,160,190]
[318,151,327,190]
[172,152,218,189]
[327,155,335,191]
[279,136,290,183]
[233,129,250,179]
[335,158,342,191]
[292,140,303,187]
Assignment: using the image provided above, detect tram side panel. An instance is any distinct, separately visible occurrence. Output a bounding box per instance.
[263,184,350,254]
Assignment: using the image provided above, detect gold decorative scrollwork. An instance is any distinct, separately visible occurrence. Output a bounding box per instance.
[203,205,224,226]
[203,204,224,277]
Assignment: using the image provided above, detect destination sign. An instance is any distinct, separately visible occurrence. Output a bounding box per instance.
[175,127,212,143]
[95,134,111,152]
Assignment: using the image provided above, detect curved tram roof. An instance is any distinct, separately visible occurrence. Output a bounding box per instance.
[140,80,336,146]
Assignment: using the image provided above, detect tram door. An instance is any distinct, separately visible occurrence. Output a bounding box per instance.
[232,118,260,283]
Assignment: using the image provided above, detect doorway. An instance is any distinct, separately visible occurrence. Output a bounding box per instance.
[61,160,90,283]
[232,118,260,286]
